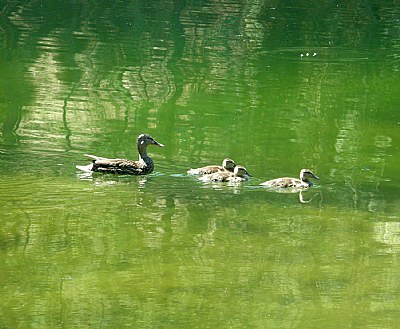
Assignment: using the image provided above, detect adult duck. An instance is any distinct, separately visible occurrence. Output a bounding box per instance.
[187,158,236,175]
[199,165,251,183]
[260,169,319,189]
[76,134,164,175]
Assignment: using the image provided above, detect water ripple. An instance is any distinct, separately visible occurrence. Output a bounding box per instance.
[261,47,386,63]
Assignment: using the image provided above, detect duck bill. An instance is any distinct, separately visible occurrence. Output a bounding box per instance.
[312,174,320,180]
[153,140,165,147]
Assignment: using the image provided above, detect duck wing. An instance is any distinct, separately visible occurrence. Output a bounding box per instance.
[92,158,147,175]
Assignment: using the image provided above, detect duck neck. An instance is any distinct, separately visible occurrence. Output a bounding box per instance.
[138,144,154,168]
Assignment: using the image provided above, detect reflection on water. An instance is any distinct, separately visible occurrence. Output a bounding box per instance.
[264,189,322,204]
[374,222,400,253]
[1,1,400,328]
[262,47,377,62]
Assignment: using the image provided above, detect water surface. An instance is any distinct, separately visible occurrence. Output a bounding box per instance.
[1,1,399,328]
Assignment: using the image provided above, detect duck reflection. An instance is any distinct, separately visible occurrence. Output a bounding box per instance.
[259,184,321,204]
[76,171,149,187]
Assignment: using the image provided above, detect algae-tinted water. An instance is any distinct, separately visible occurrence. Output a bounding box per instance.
[1,2,399,328]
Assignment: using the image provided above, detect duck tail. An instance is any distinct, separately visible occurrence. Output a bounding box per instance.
[84,154,105,160]
[76,164,93,172]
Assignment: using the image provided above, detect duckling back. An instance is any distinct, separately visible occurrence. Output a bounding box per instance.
[187,158,236,175]
[260,169,319,189]
[199,165,250,183]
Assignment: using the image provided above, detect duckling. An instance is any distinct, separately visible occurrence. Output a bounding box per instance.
[76,134,164,175]
[199,165,251,183]
[187,158,236,175]
[260,168,319,189]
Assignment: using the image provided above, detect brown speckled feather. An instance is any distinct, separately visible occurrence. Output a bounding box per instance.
[260,169,319,189]
[187,158,236,175]
[199,165,251,183]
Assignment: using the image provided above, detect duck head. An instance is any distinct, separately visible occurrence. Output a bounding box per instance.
[137,134,165,147]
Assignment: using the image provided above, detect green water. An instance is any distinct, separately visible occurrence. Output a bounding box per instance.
[1,1,399,328]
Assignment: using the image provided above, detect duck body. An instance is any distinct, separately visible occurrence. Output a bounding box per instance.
[260,169,319,189]
[199,165,251,183]
[187,158,236,175]
[81,155,152,175]
[76,134,164,175]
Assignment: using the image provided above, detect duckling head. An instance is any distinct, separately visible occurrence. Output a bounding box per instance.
[300,169,319,181]
[234,165,251,178]
[222,158,236,171]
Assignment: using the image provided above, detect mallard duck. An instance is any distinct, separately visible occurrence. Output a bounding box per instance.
[199,165,251,183]
[76,133,164,175]
[260,168,319,189]
[187,158,236,175]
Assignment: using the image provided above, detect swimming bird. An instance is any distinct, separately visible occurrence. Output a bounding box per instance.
[187,158,236,175]
[199,165,251,183]
[260,169,319,189]
[76,133,164,175]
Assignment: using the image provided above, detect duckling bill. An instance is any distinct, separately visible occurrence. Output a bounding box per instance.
[76,133,164,175]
